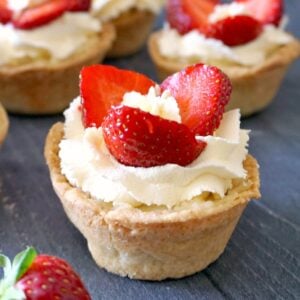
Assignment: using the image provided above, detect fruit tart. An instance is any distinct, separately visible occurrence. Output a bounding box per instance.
[0,247,91,299]
[148,0,300,116]
[91,0,165,57]
[45,64,260,280]
[0,0,115,114]
[0,102,8,145]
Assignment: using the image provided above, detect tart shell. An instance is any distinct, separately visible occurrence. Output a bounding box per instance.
[0,102,8,145]
[0,23,116,115]
[45,122,260,281]
[106,9,156,58]
[148,31,300,116]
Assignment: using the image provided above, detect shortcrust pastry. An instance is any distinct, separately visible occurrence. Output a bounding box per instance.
[0,102,8,145]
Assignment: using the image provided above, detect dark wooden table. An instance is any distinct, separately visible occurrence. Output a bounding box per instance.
[1,2,300,299]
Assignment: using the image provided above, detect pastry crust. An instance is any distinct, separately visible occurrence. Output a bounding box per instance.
[0,23,116,115]
[148,31,300,116]
[106,9,156,58]
[0,102,8,145]
[45,122,260,281]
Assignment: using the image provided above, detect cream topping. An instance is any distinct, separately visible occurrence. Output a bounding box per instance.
[157,24,293,66]
[59,89,249,208]
[92,0,164,21]
[0,13,101,65]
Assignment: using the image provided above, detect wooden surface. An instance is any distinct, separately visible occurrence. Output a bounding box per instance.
[0,2,300,299]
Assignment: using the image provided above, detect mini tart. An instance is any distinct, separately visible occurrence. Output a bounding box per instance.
[45,122,260,281]
[103,9,156,58]
[148,31,300,116]
[0,102,8,145]
[0,23,115,115]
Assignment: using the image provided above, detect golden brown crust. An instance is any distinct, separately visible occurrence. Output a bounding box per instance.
[106,9,156,58]
[45,122,260,280]
[148,31,300,116]
[0,103,8,145]
[0,23,116,115]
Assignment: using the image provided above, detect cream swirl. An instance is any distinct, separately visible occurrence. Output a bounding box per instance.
[0,13,101,65]
[59,87,249,208]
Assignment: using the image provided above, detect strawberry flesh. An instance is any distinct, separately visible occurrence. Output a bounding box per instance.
[0,0,12,24]
[236,0,283,26]
[67,0,91,12]
[80,65,155,128]
[102,105,206,167]
[161,64,232,136]
[12,0,68,30]
[206,15,263,46]
[16,254,91,300]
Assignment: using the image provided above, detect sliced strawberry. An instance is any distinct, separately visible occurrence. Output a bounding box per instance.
[161,64,232,136]
[0,0,12,24]
[166,0,195,34]
[12,0,68,30]
[235,0,283,26]
[67,0,91,12]
[80,65,155,128]
[181,0,218,32]
[166,0,219,34]
[102,105,206,167]
[206,15,263,46]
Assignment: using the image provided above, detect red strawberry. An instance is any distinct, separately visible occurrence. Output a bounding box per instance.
[102,105,206,167]
[67,0,91,12]
[235,0,283,26]
[161,64,232,136]
[80,65,155,128]
[0,0,12,24]
[0,247,91,300]
[12,0,68,30]
[206,15,263,46]
[166,0,219,34]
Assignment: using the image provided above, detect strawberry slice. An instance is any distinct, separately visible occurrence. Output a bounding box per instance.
[206,15,263,46]
[235,0,283,26]
[181,0,218,32]
[0,0,12,24]
[102,105,206,167]
[166,0,219,34]
[80,65,155,128]
[161,64,232,136]
[12,0,68,30]
[67,0,91,11]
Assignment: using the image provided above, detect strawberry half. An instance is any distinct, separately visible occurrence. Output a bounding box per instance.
[0,0,12,24]
[67,0,91,12]
[0,247,91,300]
[206,15,263,46]
[235,0,283,26]
[12,0,68,30]
[166,0,219,34]
[80,65,155,128]
[102,105,206,167]
[161,64,232,136]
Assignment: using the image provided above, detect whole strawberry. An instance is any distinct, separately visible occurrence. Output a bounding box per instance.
[0,247,91,300]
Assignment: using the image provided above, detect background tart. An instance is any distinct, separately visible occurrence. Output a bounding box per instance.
[0,23,115,115]
[148,31,300,116]
[0,102,8,145]
[45,122,260,281]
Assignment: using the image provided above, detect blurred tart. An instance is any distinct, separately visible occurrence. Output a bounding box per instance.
[148,0,300,116]
[0,102,8,145]
[91,0,164,57]
[0,0,115,114]
[45,64,260,280]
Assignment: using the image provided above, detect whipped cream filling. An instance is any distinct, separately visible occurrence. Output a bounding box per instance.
[59,89,249,208]
[92,0,164,21]
[0,13,101,65]
[157,1,293,67]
